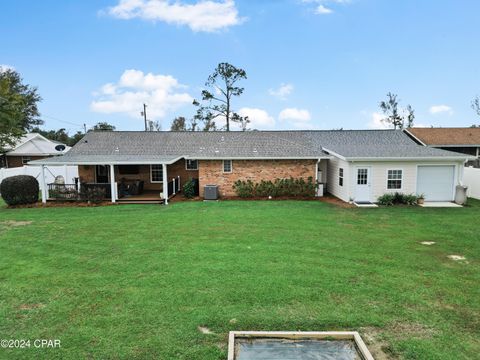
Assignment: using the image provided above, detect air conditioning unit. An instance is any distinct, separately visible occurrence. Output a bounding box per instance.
[204,185,219,200]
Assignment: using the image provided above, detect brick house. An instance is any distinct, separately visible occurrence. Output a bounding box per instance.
[1,133,70,168]
[30,130,473,204]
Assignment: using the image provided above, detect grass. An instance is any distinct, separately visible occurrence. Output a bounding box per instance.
[0,199,479,359]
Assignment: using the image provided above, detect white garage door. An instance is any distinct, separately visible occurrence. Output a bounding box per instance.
[417,165,455,201]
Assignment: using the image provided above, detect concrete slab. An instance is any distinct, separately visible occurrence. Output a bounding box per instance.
[420,202,462,208]
[354,202,378,208]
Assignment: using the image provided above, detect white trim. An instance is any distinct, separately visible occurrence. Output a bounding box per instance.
[348,156,474,161]
[322,147,347,161]
[150,164,164,183]
[185,159,198,170]
[28,157,184,166]
[338,167,344,187]
[162,164,168,205]
[386,168,404,191]
[404,129,427,146]
[354,166,372,202]
[427,144,480,148]
[109,164,116,203]
[223,159,233,173]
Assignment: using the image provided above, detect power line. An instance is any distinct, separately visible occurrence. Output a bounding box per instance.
[42,114,85,128]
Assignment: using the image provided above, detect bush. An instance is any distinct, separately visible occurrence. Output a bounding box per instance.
[0,175,39,205]
[79,186,105,204]
[183,178,196,199]
[232,180,255,198]
[378,192,418,206]
[232,177,317,198]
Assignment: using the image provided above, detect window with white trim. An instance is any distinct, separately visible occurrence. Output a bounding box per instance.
[22,156,31,165]
[185,159,198,170]
[339,168,344,186]
[223,160,232,173]
[387,169,402,189]
[150,165,163,183]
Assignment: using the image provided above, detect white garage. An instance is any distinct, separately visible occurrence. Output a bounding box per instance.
[417,165,456,201]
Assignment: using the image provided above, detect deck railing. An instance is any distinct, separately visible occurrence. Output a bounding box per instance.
[81,183,111,199]
[167,176,181,197]
[48,183,79,201]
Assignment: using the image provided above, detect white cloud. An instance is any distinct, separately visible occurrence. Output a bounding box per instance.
[315,5,333,14]
[237,107,275,129]
[429,105,453,115]
[367,112,391,129]
[90,69,193,120]
[279,108,314,129]
[105,0,245,32]
[268,83,294,100]
[301,0,351,15]
[0,64,15,72]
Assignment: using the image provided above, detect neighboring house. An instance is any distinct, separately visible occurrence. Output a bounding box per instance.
[1,133,70,168]
[406,127,480,167]
[30,130,473,204]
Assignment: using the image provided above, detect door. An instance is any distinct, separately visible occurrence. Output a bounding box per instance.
[355,167,371,202]
[95,165,109,183]
[417,165,455,201]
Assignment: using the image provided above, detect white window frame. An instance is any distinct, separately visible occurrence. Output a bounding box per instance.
[339,168,344,187]
[386,169,403,190]
[22,156,31,165]
[223,160,233,173]
[150,164,164,183]
[185,159,198,171]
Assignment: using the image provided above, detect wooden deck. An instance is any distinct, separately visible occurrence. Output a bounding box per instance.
[117,191,167,204]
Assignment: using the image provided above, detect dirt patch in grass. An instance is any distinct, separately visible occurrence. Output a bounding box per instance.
[18,303,45,310]
[7,202,116,209]
[198,326,213,334]
[1,220,32,227]
[362,322,436,360]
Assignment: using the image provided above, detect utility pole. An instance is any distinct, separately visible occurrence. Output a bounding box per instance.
[83,123,87,134]
[141,103,148,131]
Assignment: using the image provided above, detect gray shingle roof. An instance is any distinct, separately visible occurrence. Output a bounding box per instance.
[30,129,470,165]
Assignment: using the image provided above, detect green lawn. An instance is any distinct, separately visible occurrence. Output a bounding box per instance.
[0,199,479,359]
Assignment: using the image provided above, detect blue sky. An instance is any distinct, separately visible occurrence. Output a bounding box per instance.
[1,0,479,132]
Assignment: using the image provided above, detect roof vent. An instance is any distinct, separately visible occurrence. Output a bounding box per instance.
[114,147,119,152]
[221,136,225,142]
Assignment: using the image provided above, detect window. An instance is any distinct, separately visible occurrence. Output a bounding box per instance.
[387,169,403,189]
[185,159,198,170]
[22,156,31,165]
[339,168,344,186]
[150,165,164,183]
[223,160,232,173]
[357,168,368,185]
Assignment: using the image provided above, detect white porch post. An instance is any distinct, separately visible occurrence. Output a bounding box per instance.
[162,163,168,205]
[109,164,116,203]
[172,177,176,195]
[40,165,47,204]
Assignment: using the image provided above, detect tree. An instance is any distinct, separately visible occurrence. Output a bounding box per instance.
[170,115,216,132]
[31,127,84,146]
[379,92,415,129]
[0,68,43,152]
[148,120,162,131]
[193,62,248,131]
[91,122,115,131]
[472,96,480,117]
[170,116,187,131]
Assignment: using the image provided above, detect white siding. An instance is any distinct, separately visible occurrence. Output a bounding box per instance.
[348,161,464,202]
[327,156,350,202]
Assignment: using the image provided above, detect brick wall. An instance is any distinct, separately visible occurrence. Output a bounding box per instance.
[6,155,46,168]
[198,159,317,197]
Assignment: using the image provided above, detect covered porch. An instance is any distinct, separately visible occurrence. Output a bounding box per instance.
[32,155,190,205]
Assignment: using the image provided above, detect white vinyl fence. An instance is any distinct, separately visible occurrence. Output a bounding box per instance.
[464,167,480,200]
[0,165,79,193]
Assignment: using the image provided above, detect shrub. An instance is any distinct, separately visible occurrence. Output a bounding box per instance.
[79,186,105,204]
[232,180,255,198]
[0,175,39,205]
[232,177,317,198]
[378,192,418,206]
[183,178,196,199]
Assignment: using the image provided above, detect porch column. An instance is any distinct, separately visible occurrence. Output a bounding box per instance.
[162,163,168,205]
[40,165,47,204]
[110,164,116,203]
